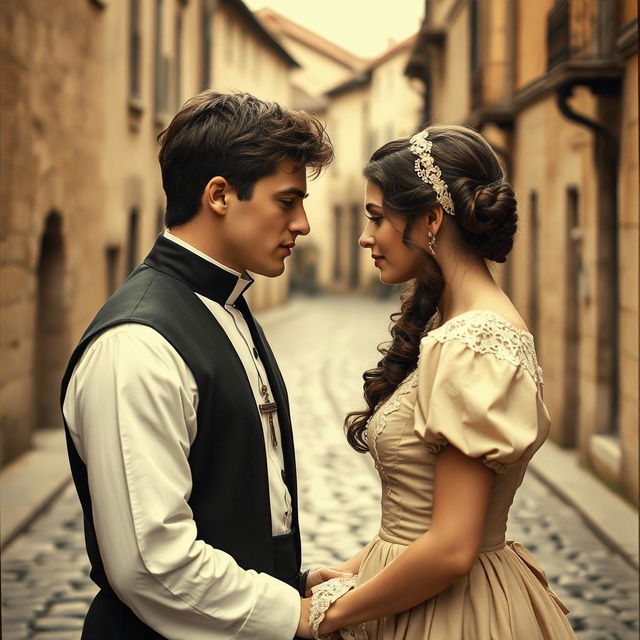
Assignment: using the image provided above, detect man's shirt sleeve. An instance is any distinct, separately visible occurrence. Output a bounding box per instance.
[62,323,300,640]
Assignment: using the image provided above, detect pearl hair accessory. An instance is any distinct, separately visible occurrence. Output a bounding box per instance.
[409,129,455,216]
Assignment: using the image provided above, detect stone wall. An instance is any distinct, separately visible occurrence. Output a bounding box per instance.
[617,53,639,501]
[0,0,302,464]
[0,0,107,462]
[408,0,638,502]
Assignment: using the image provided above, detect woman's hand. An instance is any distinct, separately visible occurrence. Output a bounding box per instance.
[298,572,357,638]
[305,567,354,597]
[307,446,494,628]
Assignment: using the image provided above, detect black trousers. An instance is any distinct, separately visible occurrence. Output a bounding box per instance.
[82,533,302,640]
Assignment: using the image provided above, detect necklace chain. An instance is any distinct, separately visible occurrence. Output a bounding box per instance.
[228,307,279,448]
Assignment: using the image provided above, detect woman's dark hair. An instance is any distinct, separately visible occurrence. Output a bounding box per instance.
[345,125,518,452]
[158,91,334,227]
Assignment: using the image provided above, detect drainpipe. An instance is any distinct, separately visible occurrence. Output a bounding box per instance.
[556,82,619,439]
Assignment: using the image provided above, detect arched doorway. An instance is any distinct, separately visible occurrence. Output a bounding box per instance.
[34,212,69,429]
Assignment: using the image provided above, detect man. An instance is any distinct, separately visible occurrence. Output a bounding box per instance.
[61,91,341,639]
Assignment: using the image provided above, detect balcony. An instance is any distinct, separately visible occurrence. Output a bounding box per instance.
[512,0,625,111]
[547,0,570,70]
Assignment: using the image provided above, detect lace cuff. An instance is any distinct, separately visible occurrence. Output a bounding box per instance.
[309,576,367,640]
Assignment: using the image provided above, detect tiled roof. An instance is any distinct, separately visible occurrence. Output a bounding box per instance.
[225,0,299,68]
[324,33,418,97]
[365,33,418,70]
[255,7,367,71]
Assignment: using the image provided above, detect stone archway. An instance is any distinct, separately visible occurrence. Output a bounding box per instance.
[34,211,69,429]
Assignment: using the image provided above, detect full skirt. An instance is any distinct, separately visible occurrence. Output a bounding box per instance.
[355,536,576,640]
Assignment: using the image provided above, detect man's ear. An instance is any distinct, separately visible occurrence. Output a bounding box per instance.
[202,176,229,217]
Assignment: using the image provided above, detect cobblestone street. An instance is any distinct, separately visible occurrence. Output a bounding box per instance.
[2,295,638,640]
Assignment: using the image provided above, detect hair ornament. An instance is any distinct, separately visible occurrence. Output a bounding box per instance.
[409,129,455,216]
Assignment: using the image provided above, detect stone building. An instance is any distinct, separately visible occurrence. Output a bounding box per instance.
[314,36,425,293]
[254,12,426,295]
[1,0,108,463]
[0,0,299,464]
[255,8,368,295]
[406,0,638,502]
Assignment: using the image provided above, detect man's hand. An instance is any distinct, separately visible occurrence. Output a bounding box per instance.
[305,567,354,597]
[296,597,313,638]
[296,568,355,637]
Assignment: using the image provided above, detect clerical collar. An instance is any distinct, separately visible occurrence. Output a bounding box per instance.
[163,230,240,276]
[143,233,254,306]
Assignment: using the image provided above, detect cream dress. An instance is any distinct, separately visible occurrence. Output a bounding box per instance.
[350,310,576,640]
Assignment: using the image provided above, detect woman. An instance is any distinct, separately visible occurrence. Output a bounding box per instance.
[301,126,576,639]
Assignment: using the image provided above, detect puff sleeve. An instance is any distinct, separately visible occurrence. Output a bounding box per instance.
[413,334,550,474]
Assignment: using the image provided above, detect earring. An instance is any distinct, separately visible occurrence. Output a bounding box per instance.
[428,231,437,257]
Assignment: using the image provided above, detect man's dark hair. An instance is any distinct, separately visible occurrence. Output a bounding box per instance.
[157,91,334,227]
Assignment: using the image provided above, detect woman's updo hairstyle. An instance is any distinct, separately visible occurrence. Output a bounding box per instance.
[345,125,518,453]
[366,124,517,262]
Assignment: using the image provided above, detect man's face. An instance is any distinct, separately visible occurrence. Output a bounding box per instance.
[221,157,310,277]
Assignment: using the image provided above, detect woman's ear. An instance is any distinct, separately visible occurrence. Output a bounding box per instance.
[425,205,445,234]
[202,176,229,217]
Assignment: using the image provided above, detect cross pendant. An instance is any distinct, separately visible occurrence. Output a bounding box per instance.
[259,385,278,448]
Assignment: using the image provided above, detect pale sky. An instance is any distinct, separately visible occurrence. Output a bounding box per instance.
[245,0,425,58]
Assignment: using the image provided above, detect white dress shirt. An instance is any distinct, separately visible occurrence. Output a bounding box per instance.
[62,232,300,640]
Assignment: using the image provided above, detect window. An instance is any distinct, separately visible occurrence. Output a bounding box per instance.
[331,120,339,173]
[129,0,141,100]
[469,0,480,74]
[106,245,121,295]
[349,205,361,289]
[333,206,343,281]
[503,251,513,297]
[154,0,168,115]
[528,192,539,338]
[564,186,581,444]
[127,209,140,274]
[175,11,183,109]
[157,206,165,234]
[201,0,212,88]
[469,0,482,107]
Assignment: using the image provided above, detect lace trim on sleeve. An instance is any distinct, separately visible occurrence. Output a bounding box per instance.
[309,576,367,640]
[428,310,544,385]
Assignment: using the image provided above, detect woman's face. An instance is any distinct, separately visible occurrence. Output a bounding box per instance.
[359,181,426,284]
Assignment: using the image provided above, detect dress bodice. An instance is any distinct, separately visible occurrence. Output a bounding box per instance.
[366,310,550,550]
[315,311,574,640]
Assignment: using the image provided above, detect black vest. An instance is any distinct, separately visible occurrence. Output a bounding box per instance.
[61,235,302,639]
